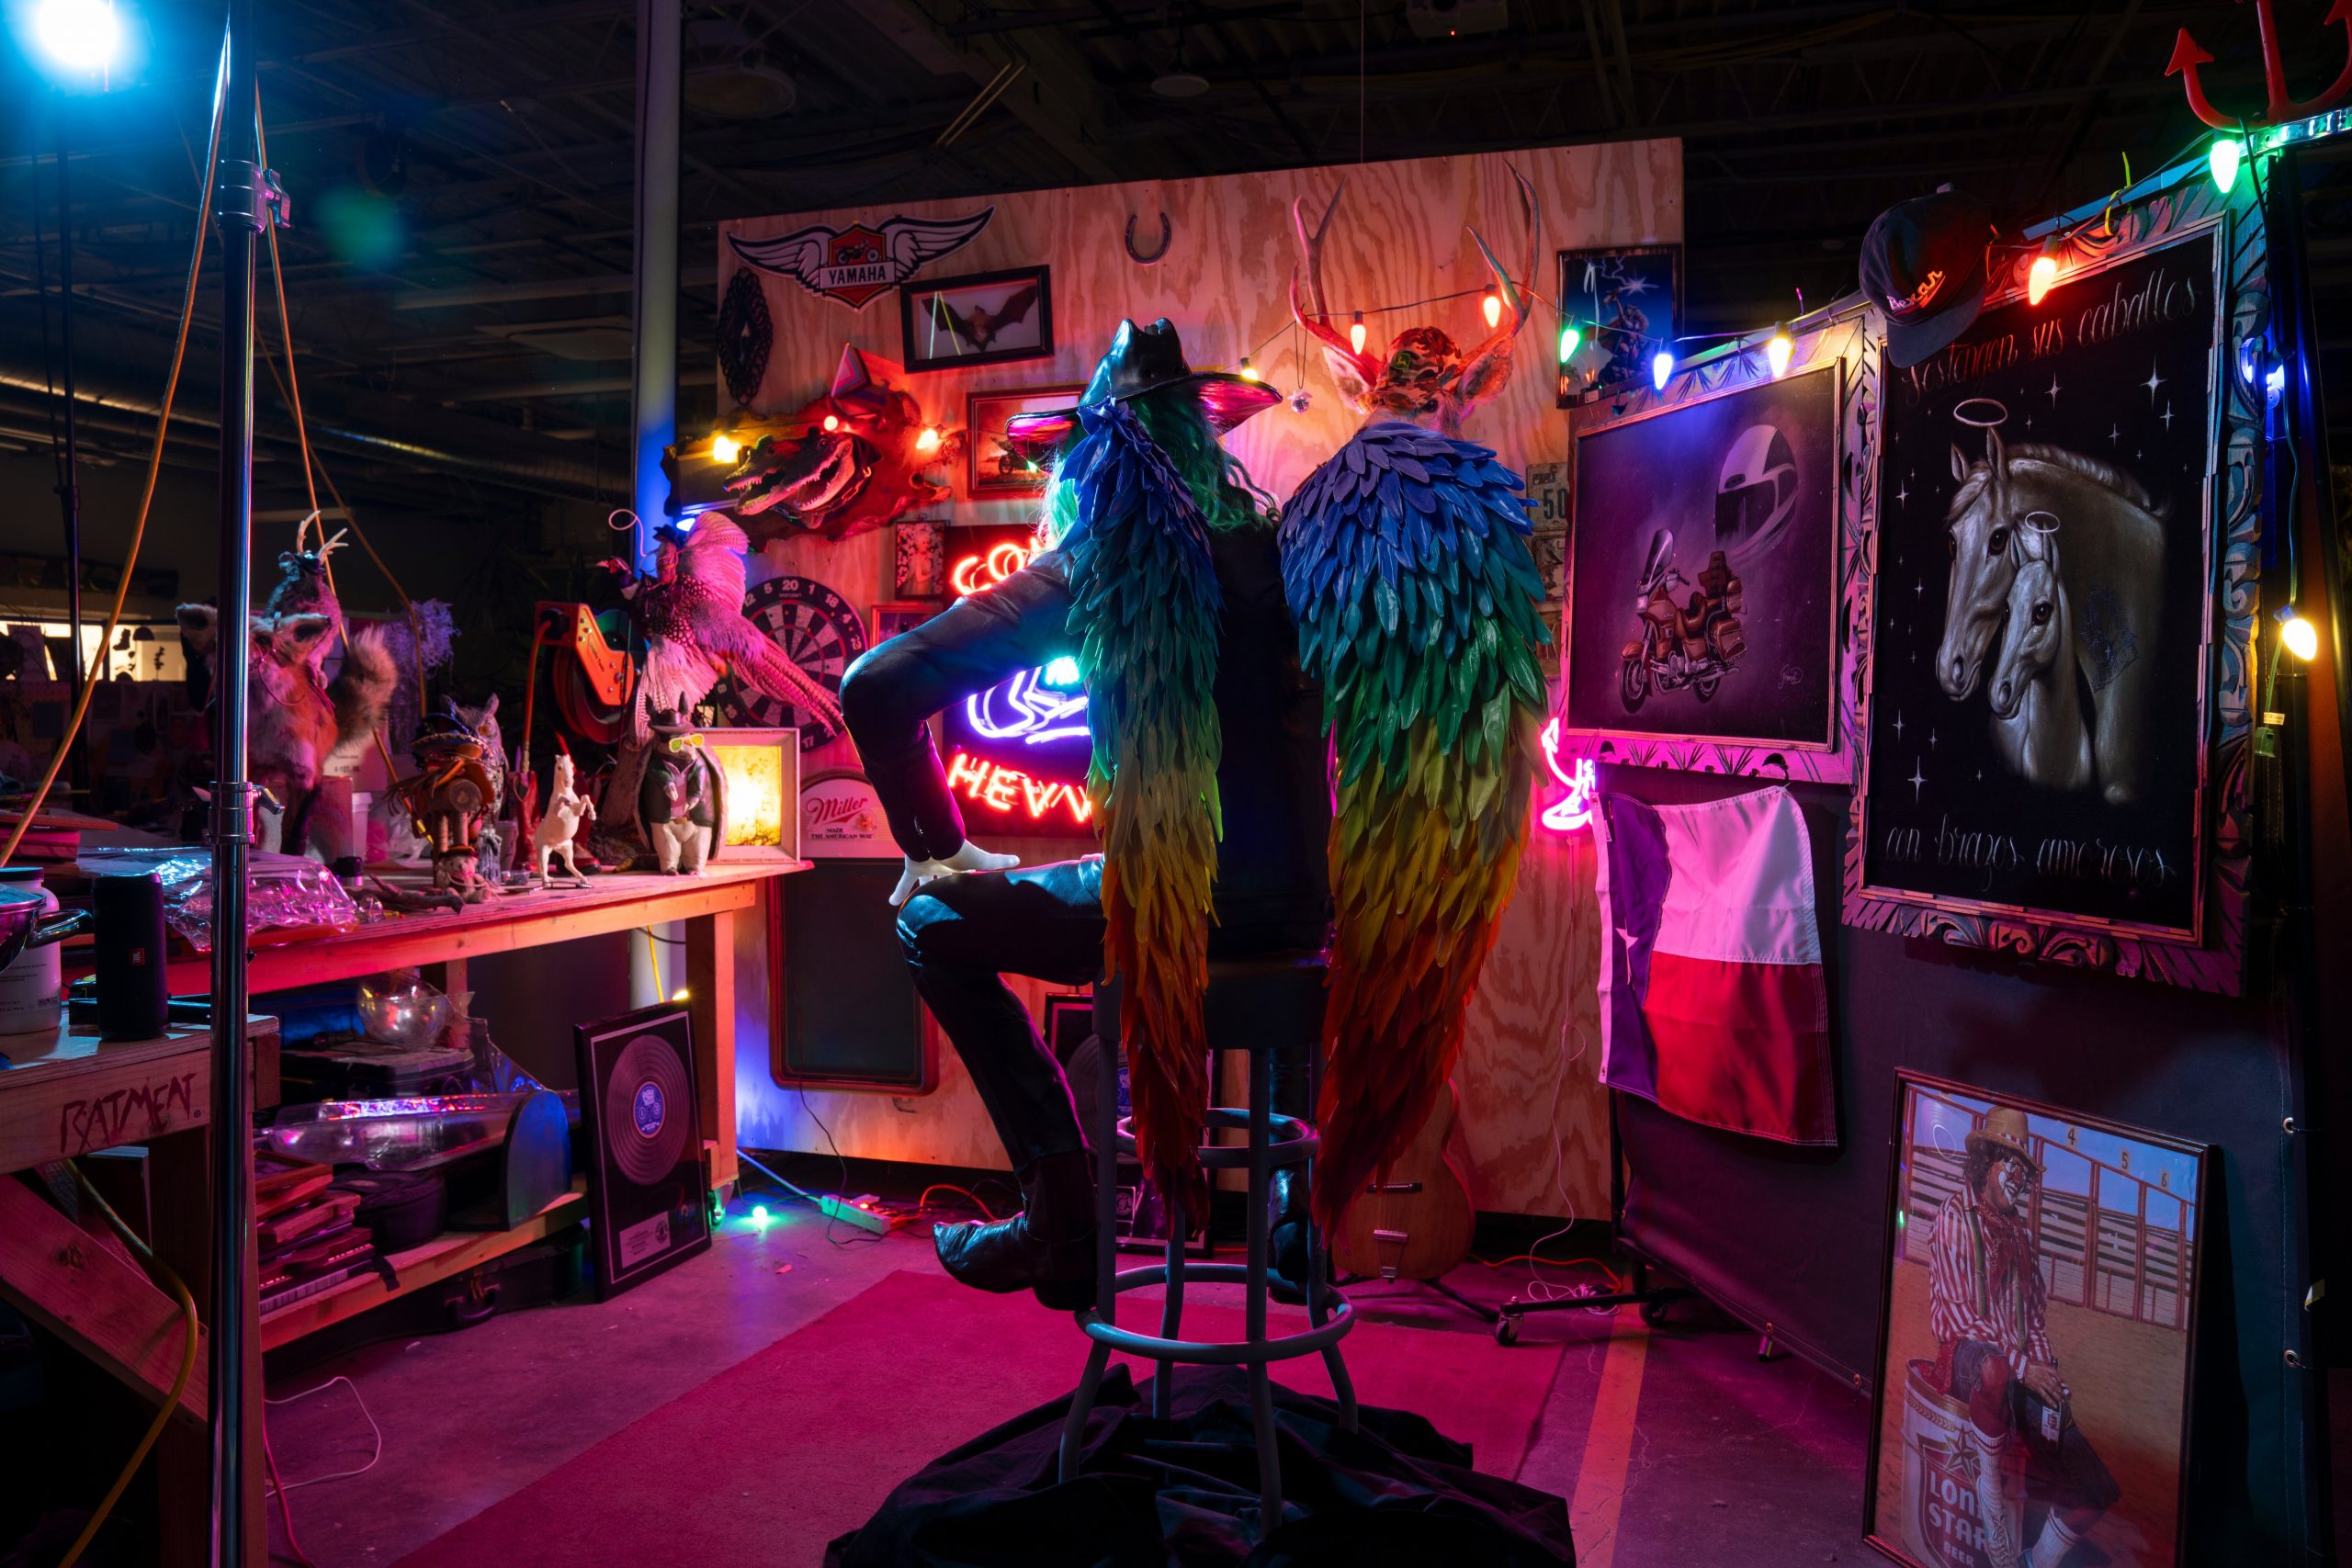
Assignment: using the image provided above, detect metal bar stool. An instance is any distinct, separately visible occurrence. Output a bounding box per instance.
[1057,954,1358,1526]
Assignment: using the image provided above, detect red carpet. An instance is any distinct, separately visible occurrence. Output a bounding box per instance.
[392,1268,1565,1568]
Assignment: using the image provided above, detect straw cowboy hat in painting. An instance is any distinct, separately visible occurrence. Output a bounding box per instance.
[1003,317,1280,460]
[1964,1105,2042,1175]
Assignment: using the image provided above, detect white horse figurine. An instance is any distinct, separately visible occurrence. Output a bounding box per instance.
[1986,525,2095,793]
[534,752,596,882]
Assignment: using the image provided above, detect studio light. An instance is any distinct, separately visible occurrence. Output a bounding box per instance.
[1766,324,1793,378]
[1651,349,1673,390]
[1349,312,1367,355]
[33,0,120,74]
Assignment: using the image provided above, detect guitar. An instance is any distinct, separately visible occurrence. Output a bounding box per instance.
[1330,1080,1476,1281]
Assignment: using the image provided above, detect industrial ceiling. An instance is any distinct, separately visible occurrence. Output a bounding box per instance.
[0,0,2341,536]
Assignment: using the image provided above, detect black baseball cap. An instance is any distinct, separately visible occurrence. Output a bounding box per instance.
[1860,186,1995,369]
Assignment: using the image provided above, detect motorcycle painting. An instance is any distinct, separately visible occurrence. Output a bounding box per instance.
[1566,363,1840,751]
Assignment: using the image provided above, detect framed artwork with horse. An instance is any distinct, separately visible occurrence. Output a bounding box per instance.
[1845,180,2264,993]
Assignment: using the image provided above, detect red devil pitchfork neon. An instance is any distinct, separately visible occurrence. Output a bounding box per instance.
[2167,0,2352,130]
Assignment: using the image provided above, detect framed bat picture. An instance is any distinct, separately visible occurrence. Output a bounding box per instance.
[967,384,1086,498]
[1866,1073,2206,1568]
[1843,179,2261,993]
[901,265,1053,373]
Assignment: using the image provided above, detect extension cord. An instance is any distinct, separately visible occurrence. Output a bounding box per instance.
[819,1194,897,1235]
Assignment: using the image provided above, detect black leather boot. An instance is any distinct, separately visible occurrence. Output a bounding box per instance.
[933,1149,1098,1310]
[1267,1036,1317,1304]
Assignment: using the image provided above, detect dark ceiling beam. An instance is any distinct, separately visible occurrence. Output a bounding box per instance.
[870,1,1124,184]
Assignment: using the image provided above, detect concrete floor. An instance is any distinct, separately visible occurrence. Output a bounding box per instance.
[260,1191,1874,1567]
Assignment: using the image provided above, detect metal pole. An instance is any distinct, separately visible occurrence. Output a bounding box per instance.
[209,0,261,1560]
[55,107,86,793]
[628,0,681,571]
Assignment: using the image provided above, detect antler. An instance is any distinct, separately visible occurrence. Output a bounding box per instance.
[315,527,350,563]
[1290,178,1380,410]
[1453,164,1541,415]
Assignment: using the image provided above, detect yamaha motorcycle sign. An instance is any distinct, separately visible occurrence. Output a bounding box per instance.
[728,209,995,310]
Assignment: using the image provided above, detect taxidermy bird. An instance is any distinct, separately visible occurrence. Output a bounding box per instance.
[1281,165,1554,1235]
[606,514,843,746]
[922,280,1043,355]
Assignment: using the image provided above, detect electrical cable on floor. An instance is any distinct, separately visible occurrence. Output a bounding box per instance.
[915,1183,1001,1223]
[54,1163,198,1568]
[734,1147,828,1209]
[0,34,223,867]
[260,1422,319,1568]
[263,1375,384,1493]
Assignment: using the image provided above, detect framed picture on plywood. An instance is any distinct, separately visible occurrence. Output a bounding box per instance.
[901,266,1053,373]
[1865,1072,2206,1568]
[1563,357,1846,765]
[1557,243,1680,406]
[967,385,1085,497]
[1843,184,2258,993]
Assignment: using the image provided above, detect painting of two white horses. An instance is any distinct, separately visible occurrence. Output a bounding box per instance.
[1862,229,2217,938]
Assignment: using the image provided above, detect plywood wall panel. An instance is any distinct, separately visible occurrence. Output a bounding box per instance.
[728,140,1681,1223]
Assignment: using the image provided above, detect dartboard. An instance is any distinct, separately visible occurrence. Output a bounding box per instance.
[712,574,866,748]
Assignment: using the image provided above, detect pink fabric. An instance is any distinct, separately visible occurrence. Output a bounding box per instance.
[391,1268,1565,1568]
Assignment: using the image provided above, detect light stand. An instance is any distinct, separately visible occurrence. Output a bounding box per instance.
[54,102,86,793]
[209,0,266,1559]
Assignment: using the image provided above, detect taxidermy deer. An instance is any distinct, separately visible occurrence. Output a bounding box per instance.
[175,516,398,857]
[1289,165,1539,436]
[172,608,397,856]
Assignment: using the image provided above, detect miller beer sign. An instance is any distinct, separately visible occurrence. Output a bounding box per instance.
[728,209,995,310]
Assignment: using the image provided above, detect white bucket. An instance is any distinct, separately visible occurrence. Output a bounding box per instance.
[0,866,63,1037]
[1899,1358,2024,1568]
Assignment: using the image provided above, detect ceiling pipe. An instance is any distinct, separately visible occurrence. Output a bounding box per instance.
[0,363,622,502]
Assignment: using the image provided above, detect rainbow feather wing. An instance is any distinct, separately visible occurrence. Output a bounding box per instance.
[1060,401,1224,1214]
[1280,420,1552,1235]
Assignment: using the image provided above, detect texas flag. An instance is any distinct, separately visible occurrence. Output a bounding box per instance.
[1592,785,1835,1145]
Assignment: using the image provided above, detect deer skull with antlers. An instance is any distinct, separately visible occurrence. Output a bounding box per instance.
[1290,165,1539,436]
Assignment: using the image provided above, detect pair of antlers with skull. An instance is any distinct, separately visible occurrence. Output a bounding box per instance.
[1290,164,1540,434]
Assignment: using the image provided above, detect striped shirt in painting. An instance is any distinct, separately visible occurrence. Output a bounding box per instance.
[1927,1178,2054,1379]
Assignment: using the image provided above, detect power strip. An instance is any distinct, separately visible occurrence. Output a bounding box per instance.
[819,1194,897,1235]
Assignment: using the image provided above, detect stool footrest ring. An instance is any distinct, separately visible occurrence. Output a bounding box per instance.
[1076,1272,1354,1364]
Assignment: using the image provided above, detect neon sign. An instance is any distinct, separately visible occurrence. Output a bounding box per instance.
[1539,718,1599,832]
[961,661,1089,748]
[948,750,1093,828]
[949,538,1041,597]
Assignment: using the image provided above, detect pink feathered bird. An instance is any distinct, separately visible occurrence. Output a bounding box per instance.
[608,514,843,745]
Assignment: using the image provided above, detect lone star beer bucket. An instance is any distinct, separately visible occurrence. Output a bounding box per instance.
[1901,1359,2024,1568]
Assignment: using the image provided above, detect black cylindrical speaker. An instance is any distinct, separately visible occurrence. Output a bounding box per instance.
[95,874,170,1040]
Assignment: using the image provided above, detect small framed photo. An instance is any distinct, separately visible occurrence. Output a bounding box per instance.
[1557,243,1681,406]
[900,266,1053,373]
[1866,1073,2207,1568]
[967,384,1086,497]
[870,601,938,647]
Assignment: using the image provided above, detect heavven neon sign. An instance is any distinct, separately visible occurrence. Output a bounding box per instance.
[1539,718,1598,833]
[948,750,1093,827]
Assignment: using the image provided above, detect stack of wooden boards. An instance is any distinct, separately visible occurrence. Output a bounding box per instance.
[255,1153,377,1314]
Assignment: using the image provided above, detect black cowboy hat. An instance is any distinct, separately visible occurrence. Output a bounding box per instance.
[1004,318,1279,459]
[1860,186,1995,370]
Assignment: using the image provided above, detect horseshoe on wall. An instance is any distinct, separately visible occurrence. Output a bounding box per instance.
[1124,210,1172,265]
